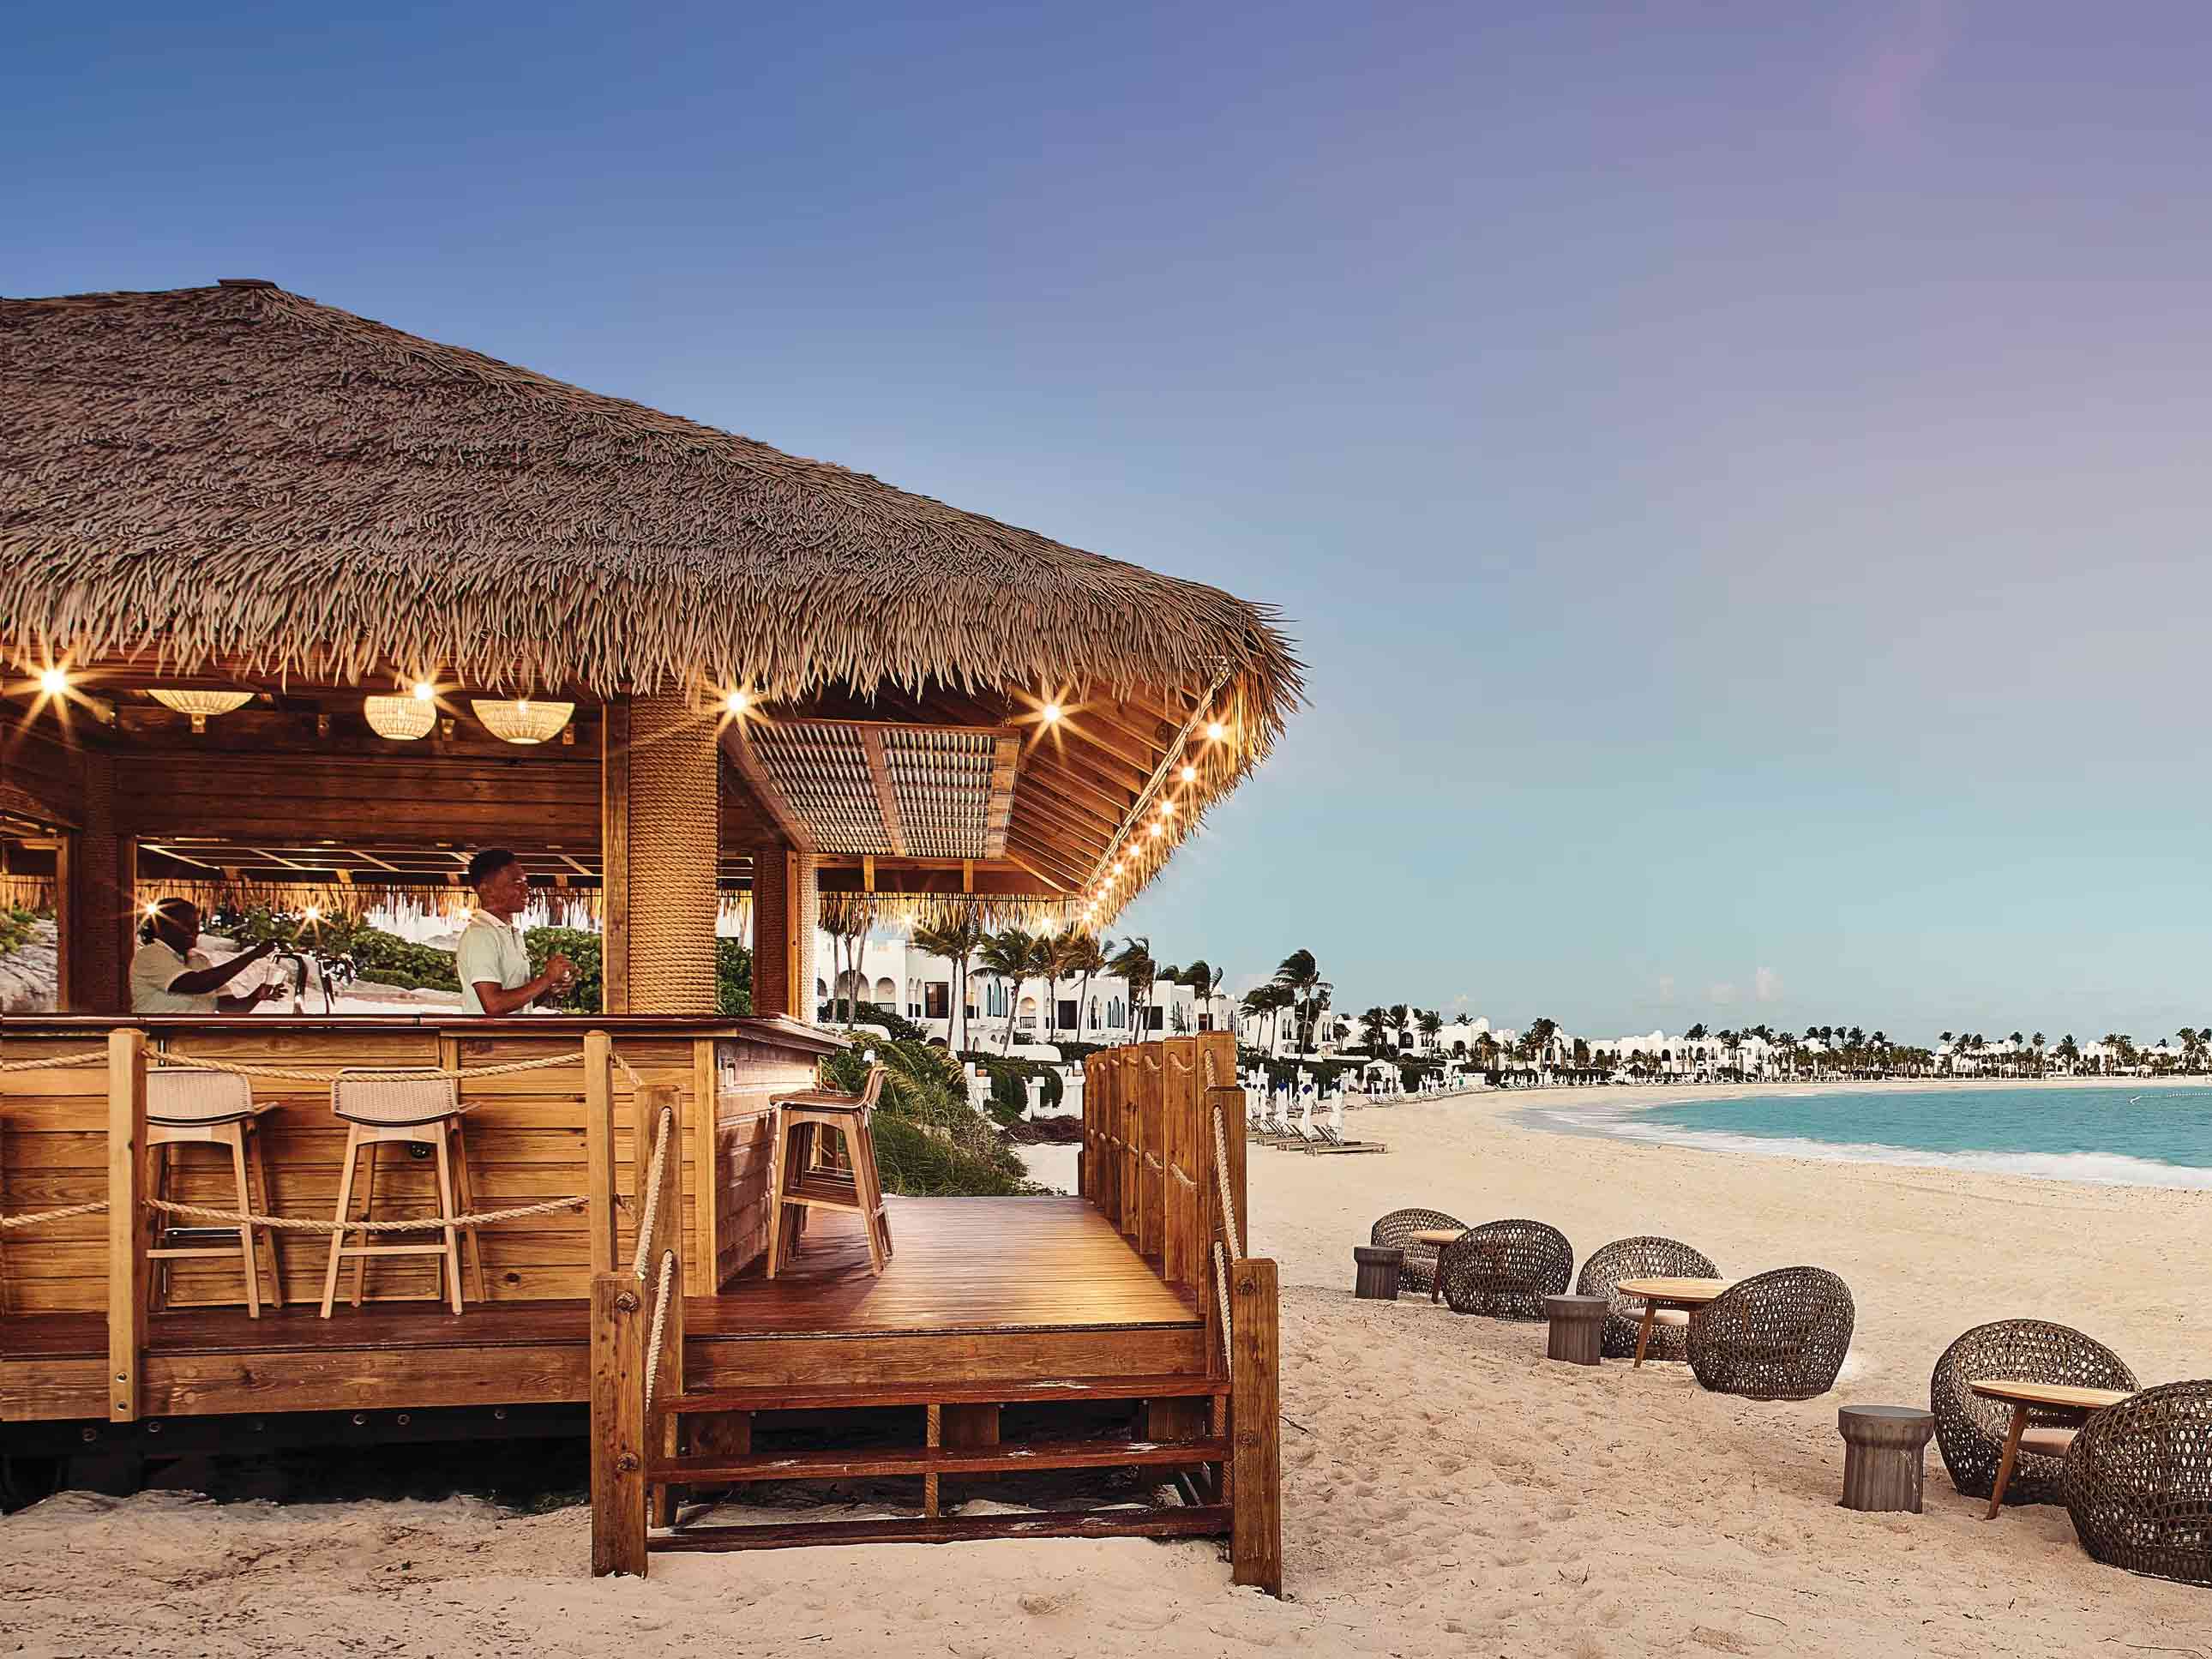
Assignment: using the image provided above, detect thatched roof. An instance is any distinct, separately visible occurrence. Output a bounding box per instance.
[0,282,1301,734]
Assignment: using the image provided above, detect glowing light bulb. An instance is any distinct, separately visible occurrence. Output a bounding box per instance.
[1205,720,1226,741]
[1158,799,1176,817]
[411,681,435,701]
[1149,820,1165,838]
[1040,701,1062,724]
[724,688,751,715]
[143,900,161,918]
[38,668,68,696]
[301,905,322,923]
[1178,764,1196,784]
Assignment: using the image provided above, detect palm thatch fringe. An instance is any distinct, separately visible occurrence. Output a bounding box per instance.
[1,873,57,914]
[0,285,1303,750]
[816,889,1080,936]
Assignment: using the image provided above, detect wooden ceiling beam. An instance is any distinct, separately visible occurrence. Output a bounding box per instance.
[861,727,909,858]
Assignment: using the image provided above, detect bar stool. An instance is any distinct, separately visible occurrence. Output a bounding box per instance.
[766,1064,890,1277]
[319,1070,487,1317]
[146,1068,286,1317]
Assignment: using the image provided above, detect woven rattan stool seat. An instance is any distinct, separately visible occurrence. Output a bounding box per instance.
[147,1067,259,1127]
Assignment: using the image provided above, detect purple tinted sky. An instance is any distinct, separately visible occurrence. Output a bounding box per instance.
[8,2,2209,1041]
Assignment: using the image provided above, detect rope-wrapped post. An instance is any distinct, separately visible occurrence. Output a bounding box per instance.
[106,1029,149,1424]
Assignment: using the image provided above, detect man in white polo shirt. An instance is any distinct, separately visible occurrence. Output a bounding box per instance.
[456,849,576,1015]
[129,898,286,1014]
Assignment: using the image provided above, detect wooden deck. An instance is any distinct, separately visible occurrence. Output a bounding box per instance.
[1,1198,1204,1424]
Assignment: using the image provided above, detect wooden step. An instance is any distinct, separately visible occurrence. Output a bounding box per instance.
[652,1435,1226,1486]
[650,1504,1230,1552]
[662,1373,1227,1416]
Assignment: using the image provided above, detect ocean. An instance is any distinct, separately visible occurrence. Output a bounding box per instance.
[1529,1084,2212,1189]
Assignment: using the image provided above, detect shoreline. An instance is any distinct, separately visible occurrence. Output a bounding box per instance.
[1496,1075,2212,1190]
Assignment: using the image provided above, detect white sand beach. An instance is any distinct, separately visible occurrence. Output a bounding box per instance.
[5,1080,2205,1657]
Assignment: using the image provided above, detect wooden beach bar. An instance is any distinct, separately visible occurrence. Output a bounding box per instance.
[0,282,1299,1586]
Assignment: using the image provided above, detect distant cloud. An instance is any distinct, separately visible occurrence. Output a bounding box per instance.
[1451,992,1471,1012]
[1755,966,1782,1003]
[1836,0,1959,137]
[1656,976,1676,1002]
[1709,982,1739,1007]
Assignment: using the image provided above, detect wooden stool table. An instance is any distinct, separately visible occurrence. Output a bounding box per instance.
[1614,1277,1732,1367]
[1838,1405,1936,1512]
[1967,1378,2133,1518]
[1543,1294,1608,1365]
[767,1065,891,1278]
[1354,1244,1405,1300]
[1409,1229,1465,1303]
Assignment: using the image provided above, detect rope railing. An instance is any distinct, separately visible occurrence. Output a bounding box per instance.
[1,1046,650,1088]
[1,1199,109,1230]
[644,1247,678,1409]
[0,1050,107,1073]
[142,1193,588,1233]
[629,1104,677,1279]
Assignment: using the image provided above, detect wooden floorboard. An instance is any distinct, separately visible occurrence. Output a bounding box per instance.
[2,1199,1204,1422]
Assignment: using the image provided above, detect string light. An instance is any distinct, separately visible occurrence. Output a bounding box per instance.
[301,905,322,923]
[1040,701,1062,724]
[1178,764,1196,784]
[1158,799,1175,817]
[1148,820,1165,838]
[1205,720,1226,741]
[39,667,68,696]
[411,681,436,702]
[724,688,751,715]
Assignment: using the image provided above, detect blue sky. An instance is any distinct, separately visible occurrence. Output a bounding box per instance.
[9,2,2210,1043]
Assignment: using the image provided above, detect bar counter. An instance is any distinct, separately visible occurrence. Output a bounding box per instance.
[1,1013,845,1316]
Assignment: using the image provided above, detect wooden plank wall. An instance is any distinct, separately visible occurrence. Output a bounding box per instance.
[0,1030,737,1313]
[1079,1031,1237,1304]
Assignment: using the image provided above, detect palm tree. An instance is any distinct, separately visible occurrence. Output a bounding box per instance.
[977,928,1042,1053]
[913,915,989,1054]
[1526,1017,1560,1071]
[1272,949,1323,1052]
[824,902,874,1026]
[1109,935,1157,1044]
[1358,1006,1392,1056]
[1054,929,1107,1041]
[1417,1008,1442,1051]
[1387,1003,1410,1052]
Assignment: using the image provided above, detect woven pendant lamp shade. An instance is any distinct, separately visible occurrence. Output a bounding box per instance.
[363,694,436,741]
[472,698,574,744]
[623,689,718,1013]
[147,688,254,733]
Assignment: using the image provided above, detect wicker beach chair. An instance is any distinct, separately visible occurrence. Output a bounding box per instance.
[1575,1235,1720,1360]
[1931,1319,2137,1505]
[1437,1218,1573,1319]
[1370,1207,1465,1297]
[1686,1266,1854,1400]
[2059,1379,2212,1586]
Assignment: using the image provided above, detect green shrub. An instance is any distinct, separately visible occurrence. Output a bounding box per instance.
[716,940,753,1016]
[524,928,601,1013]
[820,1037,1041,1194]
[0,905,36,959]
[820,1001,930,1044]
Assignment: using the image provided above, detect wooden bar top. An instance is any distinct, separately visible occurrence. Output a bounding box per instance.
[3,1013,846,1051]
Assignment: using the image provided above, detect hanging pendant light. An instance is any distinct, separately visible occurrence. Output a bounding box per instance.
[364,682,438,742]
[472,698,574,745]
[146,688,254,733]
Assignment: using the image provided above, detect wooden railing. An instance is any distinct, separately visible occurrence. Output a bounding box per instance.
[586,1030,683,1577]
[1083,1034,1281,1595]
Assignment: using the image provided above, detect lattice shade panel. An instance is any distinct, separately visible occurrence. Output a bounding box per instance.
[882,726,1001,858]
[743,720,1014,859]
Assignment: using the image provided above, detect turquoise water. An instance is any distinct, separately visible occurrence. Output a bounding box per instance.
[1533,1085,2212,1188]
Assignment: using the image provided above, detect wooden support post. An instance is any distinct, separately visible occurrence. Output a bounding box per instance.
[940,1401,999,1517]
[584,1031,617,1277]
[106,1027,147,1423]
[1229,1257,1283,1597]
[590,1271,650,1577]
[600,699,631,1013]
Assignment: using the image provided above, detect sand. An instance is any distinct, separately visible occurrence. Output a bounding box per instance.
[6,1080,2206,1656]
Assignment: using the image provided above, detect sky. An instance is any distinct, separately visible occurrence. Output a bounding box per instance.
[8,1,2211,1044]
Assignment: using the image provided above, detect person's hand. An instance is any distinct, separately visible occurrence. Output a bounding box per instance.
[545,952,575,989]
[255,981,288,1005]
